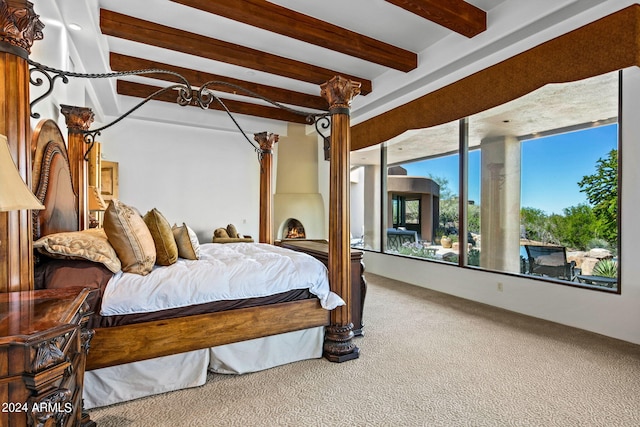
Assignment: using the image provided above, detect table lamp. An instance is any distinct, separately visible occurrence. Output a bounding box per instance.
[0,134,44,211]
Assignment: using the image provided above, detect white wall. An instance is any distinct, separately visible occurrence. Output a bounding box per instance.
[99,119,261,243]
[363,67,640,345]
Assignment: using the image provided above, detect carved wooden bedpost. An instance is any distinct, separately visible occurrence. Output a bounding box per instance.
[321,75,361,362]
[61,105,95,231]
[255,132,278,244]
[0,0,44,292]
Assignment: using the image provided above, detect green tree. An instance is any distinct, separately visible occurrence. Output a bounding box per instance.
[578,149,618,245]
[548,204,598,250]
[520,207,552,243]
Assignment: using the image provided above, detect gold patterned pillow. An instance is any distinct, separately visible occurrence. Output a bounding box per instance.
[33,228,121,273]
[172,223,200,260]
[143,208,178,266]
[104,200,156,275]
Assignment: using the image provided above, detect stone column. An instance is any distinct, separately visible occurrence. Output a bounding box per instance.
[0,0,44,292]
[320,75,361,362]
[61,105,95,231]
[480,135,522,273]
[255,132,278,244]
[363,165,381,250]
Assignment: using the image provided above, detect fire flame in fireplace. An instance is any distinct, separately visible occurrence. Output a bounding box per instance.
[285,219,306,239]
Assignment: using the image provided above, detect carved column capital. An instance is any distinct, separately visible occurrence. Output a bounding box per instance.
[61,104,95,133]
[320,75,361,112]
[0,0,44,56]
[254,132,279,153]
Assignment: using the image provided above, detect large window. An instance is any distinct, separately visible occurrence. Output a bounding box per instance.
[350,71,620,291]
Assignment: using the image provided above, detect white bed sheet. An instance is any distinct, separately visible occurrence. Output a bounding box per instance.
[101,243,344,316]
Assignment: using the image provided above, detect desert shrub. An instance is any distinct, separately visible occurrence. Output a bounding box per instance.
[591,259,618,278]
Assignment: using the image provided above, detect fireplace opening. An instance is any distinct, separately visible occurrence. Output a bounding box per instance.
[283,218,306,239]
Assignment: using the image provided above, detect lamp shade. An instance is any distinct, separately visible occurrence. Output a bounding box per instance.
[88,185,107,211]
[0,134,45,211]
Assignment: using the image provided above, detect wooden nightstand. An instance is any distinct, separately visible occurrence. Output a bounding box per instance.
[277,240,366,336]
[0,287,97,427]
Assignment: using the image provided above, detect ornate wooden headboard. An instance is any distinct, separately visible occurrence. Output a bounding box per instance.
[31,119,79,240]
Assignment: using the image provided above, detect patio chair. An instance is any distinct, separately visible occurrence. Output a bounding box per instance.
[523,245,577,281]
[386,228,418,251]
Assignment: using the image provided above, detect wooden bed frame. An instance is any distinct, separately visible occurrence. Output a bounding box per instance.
[1,3,359,369]
[31,118,342,371]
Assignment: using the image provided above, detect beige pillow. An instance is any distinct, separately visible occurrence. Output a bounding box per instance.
[172,223,200,260]
[213,228,229,238]
[226,223,239,238]
[33,228,121,273]
[104,200,156,275]
[143,208,178,266]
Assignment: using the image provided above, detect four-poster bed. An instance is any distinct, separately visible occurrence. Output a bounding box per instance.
[0,1,362,418]
[26,74,361,407]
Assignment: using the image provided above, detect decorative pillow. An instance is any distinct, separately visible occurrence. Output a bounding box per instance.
[104,200,156,275]
[33,228,121,273]
[172,223,200,260]
[143,208,179,266]
[214,228,229,238]
[34,258,114,290]
[227,223,239,238]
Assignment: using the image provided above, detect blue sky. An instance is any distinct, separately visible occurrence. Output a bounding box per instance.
[401,123,618,215]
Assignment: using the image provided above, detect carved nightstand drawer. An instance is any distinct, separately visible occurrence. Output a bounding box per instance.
[0,288,97,427]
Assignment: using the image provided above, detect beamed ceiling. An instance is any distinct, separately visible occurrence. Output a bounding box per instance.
[33,0,616,138]
[99,0,486,121]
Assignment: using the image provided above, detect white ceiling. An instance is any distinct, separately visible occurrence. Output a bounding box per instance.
[31,0,623,139]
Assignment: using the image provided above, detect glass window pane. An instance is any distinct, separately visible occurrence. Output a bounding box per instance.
[384,121,460,263]
[467,72,619,289]
[350,146,382,251]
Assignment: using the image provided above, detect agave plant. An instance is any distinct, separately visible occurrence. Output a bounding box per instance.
[592,259,618,278]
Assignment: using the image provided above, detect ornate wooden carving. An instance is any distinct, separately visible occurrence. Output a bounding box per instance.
[0,288,97,426]
[28,388,73,427]
[320,75,361,362]
[61,104,95,132]
[80,328,95,354]
[61,105,95,231]
[31,121,79,241]
[31,336,68,372]
[0,0,44,56]
[255,131,278,244]
[321,76,361,111]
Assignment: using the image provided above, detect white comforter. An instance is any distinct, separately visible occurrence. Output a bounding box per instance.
[100,243,344,316]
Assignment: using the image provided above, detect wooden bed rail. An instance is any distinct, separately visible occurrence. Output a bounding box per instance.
[87,299,329,371]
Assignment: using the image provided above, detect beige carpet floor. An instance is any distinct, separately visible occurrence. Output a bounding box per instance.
[88,273,640,426]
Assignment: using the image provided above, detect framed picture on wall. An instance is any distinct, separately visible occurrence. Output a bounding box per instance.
[100,161,119,202]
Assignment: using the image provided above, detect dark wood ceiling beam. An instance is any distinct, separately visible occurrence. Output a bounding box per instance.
[116,80,311,124]
[169,0,417,72]
[100,9,372,94]
[110,53,329,111]
[385,0,486,38]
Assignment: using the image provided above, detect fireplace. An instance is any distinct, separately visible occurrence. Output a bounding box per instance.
[273,123,326,241]
[283,218,306,239]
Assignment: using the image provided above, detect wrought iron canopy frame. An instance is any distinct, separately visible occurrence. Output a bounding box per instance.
[26,59,332,160]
